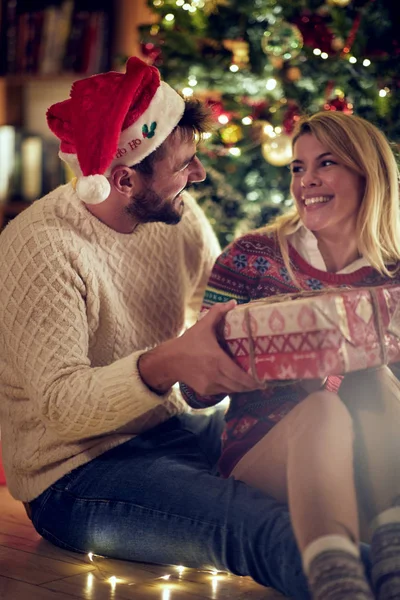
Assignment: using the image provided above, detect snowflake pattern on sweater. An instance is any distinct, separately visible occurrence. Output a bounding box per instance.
[181,231,400,478]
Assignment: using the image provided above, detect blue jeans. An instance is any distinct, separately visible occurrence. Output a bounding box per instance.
[29,411,370,599]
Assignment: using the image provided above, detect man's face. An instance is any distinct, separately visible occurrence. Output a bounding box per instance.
[126,129,206,225]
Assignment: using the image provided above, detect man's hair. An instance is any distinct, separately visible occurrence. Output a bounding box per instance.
[132,98,213,176]
[263,111,400,282]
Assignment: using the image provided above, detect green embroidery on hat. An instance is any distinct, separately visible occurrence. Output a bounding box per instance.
[142,122,157,139]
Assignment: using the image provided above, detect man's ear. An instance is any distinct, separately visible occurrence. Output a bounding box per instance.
[111,166,137,196]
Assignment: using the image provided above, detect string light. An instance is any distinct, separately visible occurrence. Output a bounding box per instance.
[242,116,252,125]
[218,114,229,124]
[313,48,322,55]
[181,87,194,97]
[363,58,371,66]
[230,64,239,72]
[265,78,277,91]
[229,147,241,156]
[349,56,357,63]
[321,52,328,59]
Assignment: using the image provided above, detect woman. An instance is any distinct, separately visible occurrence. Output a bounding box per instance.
[181,112,400,600]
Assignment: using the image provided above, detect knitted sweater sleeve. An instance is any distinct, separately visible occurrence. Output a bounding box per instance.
[0,220,179,442]
[180,237,255,408]
[181,193,221,326]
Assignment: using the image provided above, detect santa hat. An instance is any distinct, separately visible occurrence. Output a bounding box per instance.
[47,57,185,204]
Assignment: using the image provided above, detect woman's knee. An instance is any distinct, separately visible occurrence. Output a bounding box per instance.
[289,390,354,439]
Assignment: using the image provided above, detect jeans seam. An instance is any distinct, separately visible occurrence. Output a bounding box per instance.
[54,490,223,529]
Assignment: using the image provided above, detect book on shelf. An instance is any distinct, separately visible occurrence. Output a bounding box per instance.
[0,0,114,76]
[0,124,67,206]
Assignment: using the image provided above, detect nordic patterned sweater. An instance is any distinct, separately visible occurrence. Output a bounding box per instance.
[181,231,400,478]
[0,184,220,502]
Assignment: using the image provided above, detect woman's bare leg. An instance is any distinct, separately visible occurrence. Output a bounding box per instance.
[231,390,359,550]
[231,390,373,598]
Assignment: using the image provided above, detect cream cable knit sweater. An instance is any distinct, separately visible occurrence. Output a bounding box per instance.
[0,184,220,501]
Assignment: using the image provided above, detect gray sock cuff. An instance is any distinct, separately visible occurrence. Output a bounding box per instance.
[303,535,360,575]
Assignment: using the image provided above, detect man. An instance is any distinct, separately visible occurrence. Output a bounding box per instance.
[0,57,369,599]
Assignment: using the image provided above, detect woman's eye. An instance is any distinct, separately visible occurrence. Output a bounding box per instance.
[290,165,303,174]
[321,160,335,167]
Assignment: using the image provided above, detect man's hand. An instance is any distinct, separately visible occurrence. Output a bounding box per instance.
[138,300,260,396]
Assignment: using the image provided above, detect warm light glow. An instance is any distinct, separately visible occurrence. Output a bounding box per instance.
[162,588,171,600]
[0,126,15,203]
[265,78,277,91]
[230,64,239,72]
[153,0,163,5]
[188,76,197,86]
[182,2,190,9]
[165,13,175,21]
[363,58,371,66]
[313,48,321,55]
[379,89,387,97]
[218,114,229,124]
[274,126,282,134]
[88,552,94,562]
[176,565,186,575]
[176,0,184,5]
[182,87,194,97]
[161,574,171,580]
[109,576,117,590]
[86,572,94,594]
[349,56,357,63]
[242,116,252,125]
[229,147,241,156]
[263,123,274,136]
[321,52,328,59]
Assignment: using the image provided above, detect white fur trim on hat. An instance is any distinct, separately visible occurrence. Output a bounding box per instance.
[59,81,185,180]
[76,174,111,204]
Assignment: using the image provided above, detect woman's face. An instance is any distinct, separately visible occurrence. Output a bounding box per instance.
[290,133,365,237]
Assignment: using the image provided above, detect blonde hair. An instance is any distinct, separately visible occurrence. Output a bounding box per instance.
[263,111,400,283]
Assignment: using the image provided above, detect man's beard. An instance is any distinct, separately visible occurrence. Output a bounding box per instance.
[125,189,184,225]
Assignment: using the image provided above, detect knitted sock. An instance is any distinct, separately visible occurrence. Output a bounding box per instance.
[370,506,400,600]
[303,535,374,599]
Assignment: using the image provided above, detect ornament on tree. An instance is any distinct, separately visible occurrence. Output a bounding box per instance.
[261,132,293,167]
[203,0,230,14]
[295,13,334,54]
[261,20,303,61]
[220,123,243,145]
[285,66,301,81]
[251,120,273,144]
[140,42,162,65]
[326,0,352,6]
[223,40,250,69]
[324,95,354,114]
[283,103,301,134]
[331,36,345,52]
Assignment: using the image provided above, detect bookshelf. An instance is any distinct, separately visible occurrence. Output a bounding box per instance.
[0,0,156,229]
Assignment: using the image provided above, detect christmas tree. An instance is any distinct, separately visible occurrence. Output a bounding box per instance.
[138,0,400,246]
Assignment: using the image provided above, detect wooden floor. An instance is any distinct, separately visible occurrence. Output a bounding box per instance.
[0,486,285,599]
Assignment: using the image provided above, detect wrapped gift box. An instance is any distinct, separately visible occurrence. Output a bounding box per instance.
[220,286,400,384]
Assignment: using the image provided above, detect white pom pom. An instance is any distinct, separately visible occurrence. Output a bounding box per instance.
[76,174,111,205]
